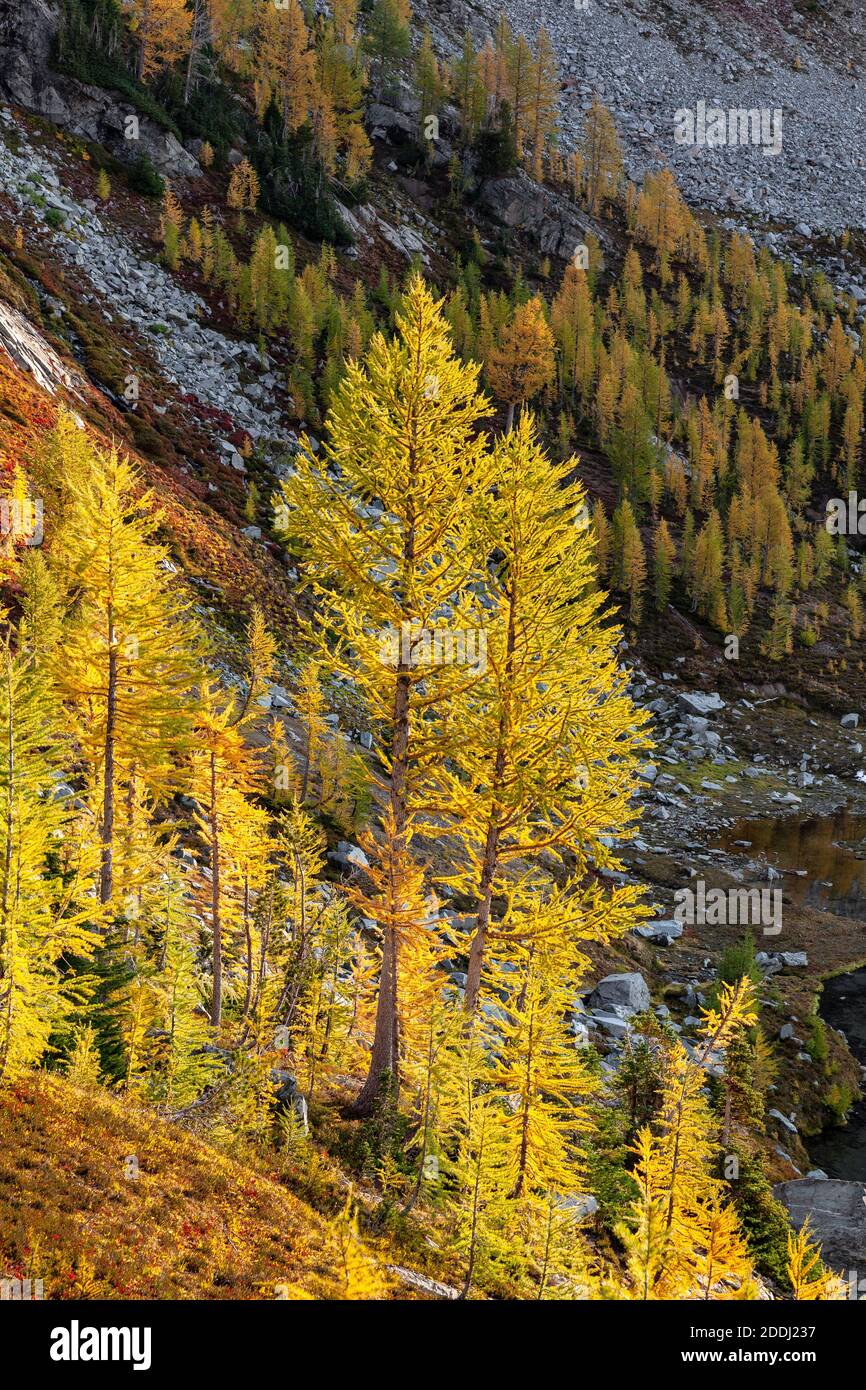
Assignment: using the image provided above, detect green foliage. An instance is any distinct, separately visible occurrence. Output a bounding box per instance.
[825,1079,856,1124]
[615,1021,667,1141]
[125,154,165,198]
[583,1104,638,1231]
[727,1149,795,1287]
[253,116,349,245]
[364,0,411,97]
[153,69,241,164]
[473,102,518,176]
[55,0,180,136]
[716,933,762,992]
[806,1015,830,1072]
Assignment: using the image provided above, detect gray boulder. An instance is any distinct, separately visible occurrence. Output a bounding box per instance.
[589,1013,631,1039]
[479,170,604,262]
[587,971,650,1016]
[366,103,416,142]
[329,840,370,870]
[774,1179,866,1271]
[768,1108,798,1135]
[779,951,809,968]
[634,918,683,943]
[0,299,82,396]
[678,691,726,717]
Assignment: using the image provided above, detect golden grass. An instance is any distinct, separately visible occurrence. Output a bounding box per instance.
[0,1072,350,1300]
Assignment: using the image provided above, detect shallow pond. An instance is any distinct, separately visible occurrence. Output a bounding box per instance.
[715,808,866,1178]
[808,968,866,1180]
[716,808,866,917]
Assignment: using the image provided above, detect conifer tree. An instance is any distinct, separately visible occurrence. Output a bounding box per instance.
[50,430,198,906]
[528,28,559,180]
[364,0,411,98]
[592,498,611,579]
[429,416,649,1014]
[690,508,726,623]
[276,276,495,1111]
[608,382,654,504]
[486,296,555,430]
[787,1220,843,1300]
[617,982,758,1298]
[450,32,486,144]
[227,158,260,213]
[612,500,647,625]
[193,608,275,1028]
[653,518,676,613]
[580,96,623,214]
[127,0,192,80]
[0,619,97,1078]
[492,912,597,1199]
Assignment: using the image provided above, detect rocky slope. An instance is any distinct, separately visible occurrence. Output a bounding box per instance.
[422,0,866,289]
[0,0,198,176]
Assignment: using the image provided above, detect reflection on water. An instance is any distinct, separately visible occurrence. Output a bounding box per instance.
[808,969,866,1181]
[716,809,866,918]
[717,808,866,1179]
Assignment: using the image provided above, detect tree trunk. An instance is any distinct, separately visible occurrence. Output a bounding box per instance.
[464,580,516,1016]
[402,1017,436,1214]
[242,874,253,1019]
[459,1110,487,1300]
[351,648,412,1114]
[99,637,118,905]
[209,751,222,1028]
[464,824,499,1015]
[183,0,206,106]
[352,921,399,1115]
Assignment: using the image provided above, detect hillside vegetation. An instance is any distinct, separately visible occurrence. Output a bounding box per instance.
[0,0,862,1303]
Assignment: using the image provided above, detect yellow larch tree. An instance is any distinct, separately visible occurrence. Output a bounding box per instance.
[49,430,198,907]
[276,275,496,1111]
[486,297,556,430]
[428,414,650,1014]
[127,0,192,80]
[580,95,623,214]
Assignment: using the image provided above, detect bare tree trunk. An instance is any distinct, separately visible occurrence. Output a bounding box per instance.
[184,0,209,105]
[402,1016,436,1214]
[460,1108,488,1300]
[241,874,253,1019]
[352,916,399,1115]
